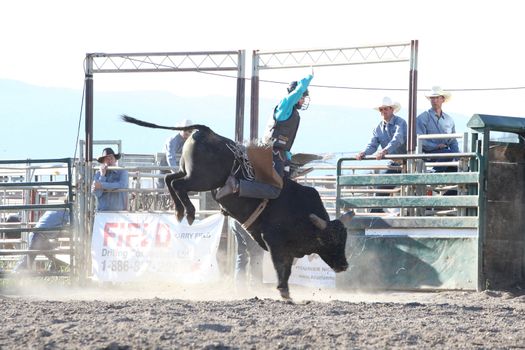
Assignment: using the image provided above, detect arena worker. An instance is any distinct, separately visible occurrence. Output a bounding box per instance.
[355,96,407,213]
[230,218,264,290]
[13,200,70,273]
[156,119,193,188]
[91,147,129,211]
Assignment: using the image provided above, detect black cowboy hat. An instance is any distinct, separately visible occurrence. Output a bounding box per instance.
[97,147,121,163]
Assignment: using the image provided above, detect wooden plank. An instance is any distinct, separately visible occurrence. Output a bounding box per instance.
[338,172,479,186]
[339,195,478,208]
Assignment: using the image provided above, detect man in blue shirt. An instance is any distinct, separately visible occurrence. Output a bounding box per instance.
[356,96,407,161]
[13,207,70,272]
[92,147,129,211]
[356,97,407,213]
[157,119,193,188]
[416,86,458,172]
[216,71,314,200]
[165,119,193,169]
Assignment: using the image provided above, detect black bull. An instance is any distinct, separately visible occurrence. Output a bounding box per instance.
[121,115,354,299]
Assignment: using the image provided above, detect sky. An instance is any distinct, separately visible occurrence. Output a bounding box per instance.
[1,0,524,158]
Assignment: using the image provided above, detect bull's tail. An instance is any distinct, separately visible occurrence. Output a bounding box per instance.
[121,114,212,133]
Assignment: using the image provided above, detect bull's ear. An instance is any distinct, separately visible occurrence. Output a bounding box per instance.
[309,214,327,230]
[338,210,355,227]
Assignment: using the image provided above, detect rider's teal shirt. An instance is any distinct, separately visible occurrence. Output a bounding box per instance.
[271,74,313,160]
[274,74,313,122]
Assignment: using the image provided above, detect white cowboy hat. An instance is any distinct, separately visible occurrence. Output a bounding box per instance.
[374,96,401,113]
[425,86,452,102]
[177,119,193,127]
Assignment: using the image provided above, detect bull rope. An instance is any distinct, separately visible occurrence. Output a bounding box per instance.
[225,143,270,230]
[226,143,255,181]
[241,199,269,230]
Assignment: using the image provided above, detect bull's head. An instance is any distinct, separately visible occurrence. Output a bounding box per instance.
[309,211,354,273]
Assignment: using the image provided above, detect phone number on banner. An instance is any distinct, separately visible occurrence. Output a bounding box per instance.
[101,259,141,272]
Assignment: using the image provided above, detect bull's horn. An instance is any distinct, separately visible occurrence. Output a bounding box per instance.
[309,214,327,230]
[338,210,355,226]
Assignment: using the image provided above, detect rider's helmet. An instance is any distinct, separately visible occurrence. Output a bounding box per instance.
[287,81,310,110]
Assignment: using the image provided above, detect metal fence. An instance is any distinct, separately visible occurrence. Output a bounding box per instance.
[0,134,483,282]
[0,158,75,278]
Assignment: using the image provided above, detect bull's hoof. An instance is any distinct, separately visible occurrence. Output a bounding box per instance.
[187,214,195,226]
[278,287,291,300]
[176,211,184,223]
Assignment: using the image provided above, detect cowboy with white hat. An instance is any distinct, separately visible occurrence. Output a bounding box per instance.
[416,86,459,173]
[373,96,402,114]
[356,96,407,161]
[176,119,193,128]
[355,96,408,213]
[425,85,452,102]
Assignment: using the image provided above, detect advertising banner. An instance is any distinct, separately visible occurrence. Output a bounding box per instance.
[262,252,336,288]
[91,212,224,283]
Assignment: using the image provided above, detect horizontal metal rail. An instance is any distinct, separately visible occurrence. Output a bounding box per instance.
[0,226,70,234]
[0,248,72,256]
[339,195,478,208]
[0,181,70,188]
[256,43,411,69]
[338,172,479,186]
[345,216,478,229]
[417,133,465,140]
[337,153,476,163]
[0,158,72,165]
[0,203,69,211]
[88,51,241,73]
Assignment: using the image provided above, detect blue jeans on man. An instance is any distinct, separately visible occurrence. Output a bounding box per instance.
[13,231,66,272]
[231,219,264,288]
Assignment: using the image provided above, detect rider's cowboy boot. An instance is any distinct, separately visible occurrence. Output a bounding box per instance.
[216,176,239,199]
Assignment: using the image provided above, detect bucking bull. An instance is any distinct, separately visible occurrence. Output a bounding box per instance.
[122,115,354,299]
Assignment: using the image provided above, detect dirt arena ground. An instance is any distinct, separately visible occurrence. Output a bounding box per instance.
[1,279,524,349]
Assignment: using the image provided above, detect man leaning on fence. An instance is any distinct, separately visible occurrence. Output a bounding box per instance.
[355,97,407,213]
[91,148,129,211]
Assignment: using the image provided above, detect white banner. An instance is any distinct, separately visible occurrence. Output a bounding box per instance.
[91,212,224,283]
[262,252,336,288]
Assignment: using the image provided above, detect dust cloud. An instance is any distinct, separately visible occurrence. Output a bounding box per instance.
[2,273,525,349]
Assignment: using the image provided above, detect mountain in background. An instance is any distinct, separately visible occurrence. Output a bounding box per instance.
[0,79,472,161]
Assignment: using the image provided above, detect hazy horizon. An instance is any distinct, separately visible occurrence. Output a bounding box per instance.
[0,78,473,161]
